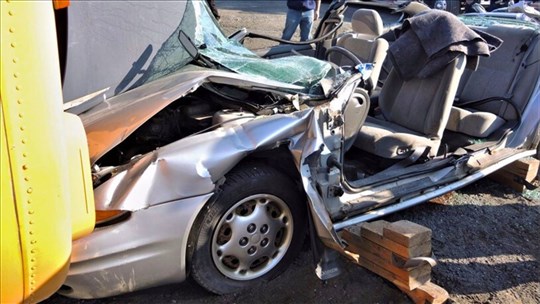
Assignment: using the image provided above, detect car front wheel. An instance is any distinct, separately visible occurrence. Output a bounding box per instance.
[189,163,307,294]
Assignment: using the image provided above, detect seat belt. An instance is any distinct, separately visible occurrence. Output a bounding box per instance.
[384,146,431,171]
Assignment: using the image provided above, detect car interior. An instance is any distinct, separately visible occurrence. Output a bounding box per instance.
[289,2,539,160]
[261,2,540,217]
[335,12,537,216]
[327,9,390,92]
[444,23,540,151]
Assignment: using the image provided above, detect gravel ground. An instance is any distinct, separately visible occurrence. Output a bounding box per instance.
[383,178,540,303]
[44,2,540,303]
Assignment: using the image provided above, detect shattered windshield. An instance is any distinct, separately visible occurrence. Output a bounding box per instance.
[62,0,333,102]
[189,1,332,90]
[123,0,333,93]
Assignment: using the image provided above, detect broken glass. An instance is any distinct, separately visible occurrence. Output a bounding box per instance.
[460,15,540,30]
[128,0,333,94]
[190,1,333,91]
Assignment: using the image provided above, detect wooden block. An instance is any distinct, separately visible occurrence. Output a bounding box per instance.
[359,221,432,258]
[418,282,450,304]
[357,257,397,285]
[341,228,432,290]
[383,220,432,247]
[358,220,389,240]
[489,158,540,193]
[357,245,432,284]
[346,245,441,299]
[358,257,431,290]
[345,221,364,236]
[344,234,431,270]
[512,158,540,176]
[342,232,407,266]
[398,282,449,304]
[340,228,365,252]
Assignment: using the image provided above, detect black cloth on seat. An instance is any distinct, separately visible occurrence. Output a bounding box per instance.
[388,10,502,80]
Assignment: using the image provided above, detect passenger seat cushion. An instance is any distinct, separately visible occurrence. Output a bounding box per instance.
[446,106,506,138]
[355,117,438,159]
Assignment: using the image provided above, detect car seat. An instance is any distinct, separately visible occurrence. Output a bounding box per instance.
[446,24,540,139]
[354,55,467,159]
[328,9,389,91]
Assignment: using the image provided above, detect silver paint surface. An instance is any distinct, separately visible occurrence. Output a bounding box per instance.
[62,194,211,299]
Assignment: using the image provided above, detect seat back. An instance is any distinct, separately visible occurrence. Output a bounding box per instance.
[351,8,384,37]
[379,54,467,141]
[332,9,389,87]
[456,24,540,121]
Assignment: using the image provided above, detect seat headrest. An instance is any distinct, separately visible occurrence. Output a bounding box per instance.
[351,9,384,38]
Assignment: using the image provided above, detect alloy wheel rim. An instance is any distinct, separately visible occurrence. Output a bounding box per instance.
[211,194,294,281]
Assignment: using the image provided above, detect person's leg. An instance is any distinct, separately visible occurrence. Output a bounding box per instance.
[299,9,314,41]
[207,0,220,20]
[282,9,301,40]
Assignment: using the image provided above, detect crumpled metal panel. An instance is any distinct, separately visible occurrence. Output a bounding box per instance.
[93,105,343,245]
[81,66,304,164]
[94,109,313,211]
[80,0,339,164]
[93,74,364,248]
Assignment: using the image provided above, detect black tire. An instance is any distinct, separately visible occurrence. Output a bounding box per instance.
[189,163,307,294]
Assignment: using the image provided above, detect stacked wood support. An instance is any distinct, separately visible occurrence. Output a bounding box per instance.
[341,220,448,304]
[489,158,539,193]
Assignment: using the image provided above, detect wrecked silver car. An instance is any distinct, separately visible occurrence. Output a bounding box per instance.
[59,0,540,299]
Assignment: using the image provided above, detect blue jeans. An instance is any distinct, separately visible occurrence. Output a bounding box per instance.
[282,8,314,41]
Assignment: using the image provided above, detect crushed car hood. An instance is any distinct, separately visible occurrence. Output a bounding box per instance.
[80,66,306,164]
[71,0,338,164]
